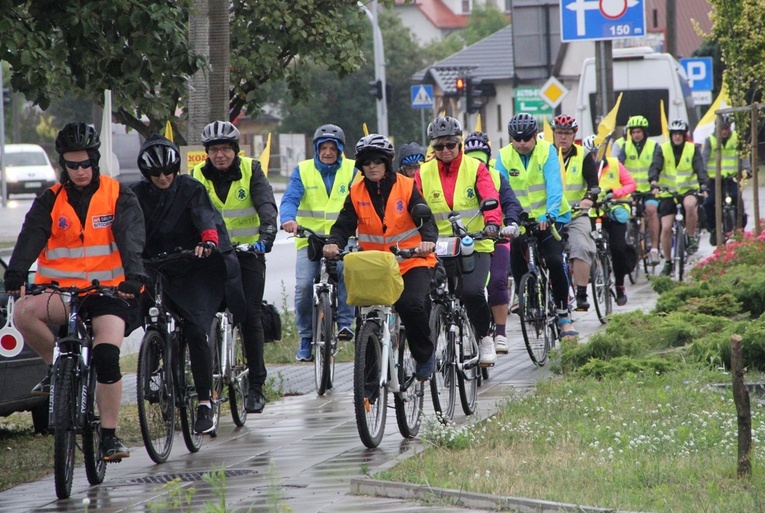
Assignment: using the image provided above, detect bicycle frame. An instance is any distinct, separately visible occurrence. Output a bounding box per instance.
[358,305,403,393]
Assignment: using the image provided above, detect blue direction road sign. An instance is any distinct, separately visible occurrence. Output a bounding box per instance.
[561,0,645,42]
[679,57,713,92]
[411,84,434,109]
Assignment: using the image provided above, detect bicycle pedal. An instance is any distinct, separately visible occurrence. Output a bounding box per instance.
[479,362,495,368]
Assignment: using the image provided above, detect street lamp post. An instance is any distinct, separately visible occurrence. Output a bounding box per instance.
[359,0,388,136]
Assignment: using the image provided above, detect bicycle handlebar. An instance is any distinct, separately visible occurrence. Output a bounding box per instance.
[25,280,118,298]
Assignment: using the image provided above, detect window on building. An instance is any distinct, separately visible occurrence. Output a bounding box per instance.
[462,0,472,14]
[504,0,511,13]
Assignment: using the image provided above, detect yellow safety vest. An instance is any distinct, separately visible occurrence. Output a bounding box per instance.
[419,155,493,253]
[193,157,261,245]
[294,158,355,249]
[708,132,739,179]
[597,157,631,218]
[658,141,697,195]
[561,144,586,206]
[623,138,657,192]
[497,140,570,220]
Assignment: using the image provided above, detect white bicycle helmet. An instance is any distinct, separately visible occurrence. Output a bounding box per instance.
[201,121,240,149]
[582,134,598,154]
[668,119,689,133]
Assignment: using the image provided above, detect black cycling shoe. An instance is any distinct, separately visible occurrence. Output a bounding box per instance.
[575,295,590,311]
[194,405,215,434]
[31,372,51,396]
[245,388,266,413]
[101,435,130,462]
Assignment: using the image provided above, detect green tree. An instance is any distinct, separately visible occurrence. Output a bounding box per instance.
[278,10,427,149]
[459,2,509,46]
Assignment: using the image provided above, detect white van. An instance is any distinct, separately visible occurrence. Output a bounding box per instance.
[575,47,699,143]
[2,144,58,196]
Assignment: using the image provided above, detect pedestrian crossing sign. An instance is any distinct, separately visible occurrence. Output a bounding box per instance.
[411,84,434,109]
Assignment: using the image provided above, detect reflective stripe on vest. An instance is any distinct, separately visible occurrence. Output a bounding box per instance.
[623,139,657,192]
[193,157,261,244]
[659,141,697,194]
[562,144,586,205]
[420,155,493,253]
[35,176,125,287]
[708,132,739,179]
[497,140,570,220]
[351,175,436,274]
[294,159,355,249]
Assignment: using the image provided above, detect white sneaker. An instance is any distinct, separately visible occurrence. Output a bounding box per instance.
[479,336,497,366]
[495,335,509,355]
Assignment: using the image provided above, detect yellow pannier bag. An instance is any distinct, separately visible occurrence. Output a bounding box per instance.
[343,250,404,306]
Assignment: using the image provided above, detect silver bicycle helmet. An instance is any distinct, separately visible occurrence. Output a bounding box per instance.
[201,121,240,148]
[427,116,462,140]
[313,124,346,146]
[582,134,598,154]
[668,119,689,133]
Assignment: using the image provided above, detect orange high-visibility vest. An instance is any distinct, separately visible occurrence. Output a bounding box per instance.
[36,176,125,287]
[350,175,436,275]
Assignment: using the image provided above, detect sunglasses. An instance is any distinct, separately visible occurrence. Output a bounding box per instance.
[149,169,175,177]
[361,158,386,167]
[432,142,458,151]
[512,134,534,142]
[64,160,92,170]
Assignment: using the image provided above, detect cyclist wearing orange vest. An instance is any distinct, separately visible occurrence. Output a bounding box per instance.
[4,122,146,462]
[324,135,439,381]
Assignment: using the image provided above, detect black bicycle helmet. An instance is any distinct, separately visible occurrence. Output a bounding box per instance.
[507,113,538,139]
[201,121,240,152]
[464,131,491,157]
[137,134,181,179]
[397,142,425,169]
[313,124,346,146]
[427,116,462,140]
[551,114,579,132]
[55,122,101,154]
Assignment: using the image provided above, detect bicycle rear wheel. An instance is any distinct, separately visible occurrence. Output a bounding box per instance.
[228,324,248,427]
[673,229,686,282]
[394,331,423,439]
[457,309,478,415]
[83,365,106,484]
[353,320,387,448]
[137,329,175,463]
[519,272,549,366]
[314,292,334,396]
[429,303,455,422]
[626,220,641,284]
[52,357,77,499]
[591,252,612,324]
[178,336,203,453]
[210,326,223,437]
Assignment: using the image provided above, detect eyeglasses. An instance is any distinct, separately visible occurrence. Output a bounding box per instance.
[208,146,234,155]
[432,142,458,151]
[361,158,386,167]
[401,164,421,172]
[512,134,534,143]
[149,169,175,177]
[64,160,92,170]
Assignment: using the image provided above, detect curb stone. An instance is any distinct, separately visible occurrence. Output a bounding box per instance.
[350,478,648,513]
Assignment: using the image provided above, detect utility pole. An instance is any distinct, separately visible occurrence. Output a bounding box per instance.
[359,0,388,136]
[666,0,677,56]
[0,65,6,207]
[595,41,614,124]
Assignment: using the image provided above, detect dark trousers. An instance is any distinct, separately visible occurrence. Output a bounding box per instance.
[603,218,628,287]
[510,225,569,312]
[238,251,267,389]
[184,322,212,401]
[460,252,493,338]
[395,266,433,364]
[704,178,746,230]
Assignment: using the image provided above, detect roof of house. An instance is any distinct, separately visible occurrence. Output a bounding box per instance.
[644,0,713,58]
[395,0,468,29]
[411,24,514,94]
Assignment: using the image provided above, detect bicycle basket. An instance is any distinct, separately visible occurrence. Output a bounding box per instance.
[435,237,461,258]
[343,250,404,306]
[307,235,326,262]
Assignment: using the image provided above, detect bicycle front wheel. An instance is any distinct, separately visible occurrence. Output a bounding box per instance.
[83,365,106,484]
[673,229,686,282]
[228,324,248,427]
[314,292,334,396]
[178,336,203,453]
[429,303,455,422]
[591,251,613,324]
[394,331,423,439]
[52,357,77,499]
[457,309,478,415]
[519,272,549,366]
[137,329,175,464]
[626,220,640,284]
[353,320,387,448]
[210,325,223,437]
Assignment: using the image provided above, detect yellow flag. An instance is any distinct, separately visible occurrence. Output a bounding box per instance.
[258,133,272,177]
[543,118,554,143]
[474,114,482,132]
[594,92,623,161]
[660,99,669,141]
[164,121,174,142]
[362,123,369,136]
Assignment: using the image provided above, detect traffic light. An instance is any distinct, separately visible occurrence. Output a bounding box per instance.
[368,79,382,100]
[455,77,466,95]
[2,88,9,106]
[466,81,497,114]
